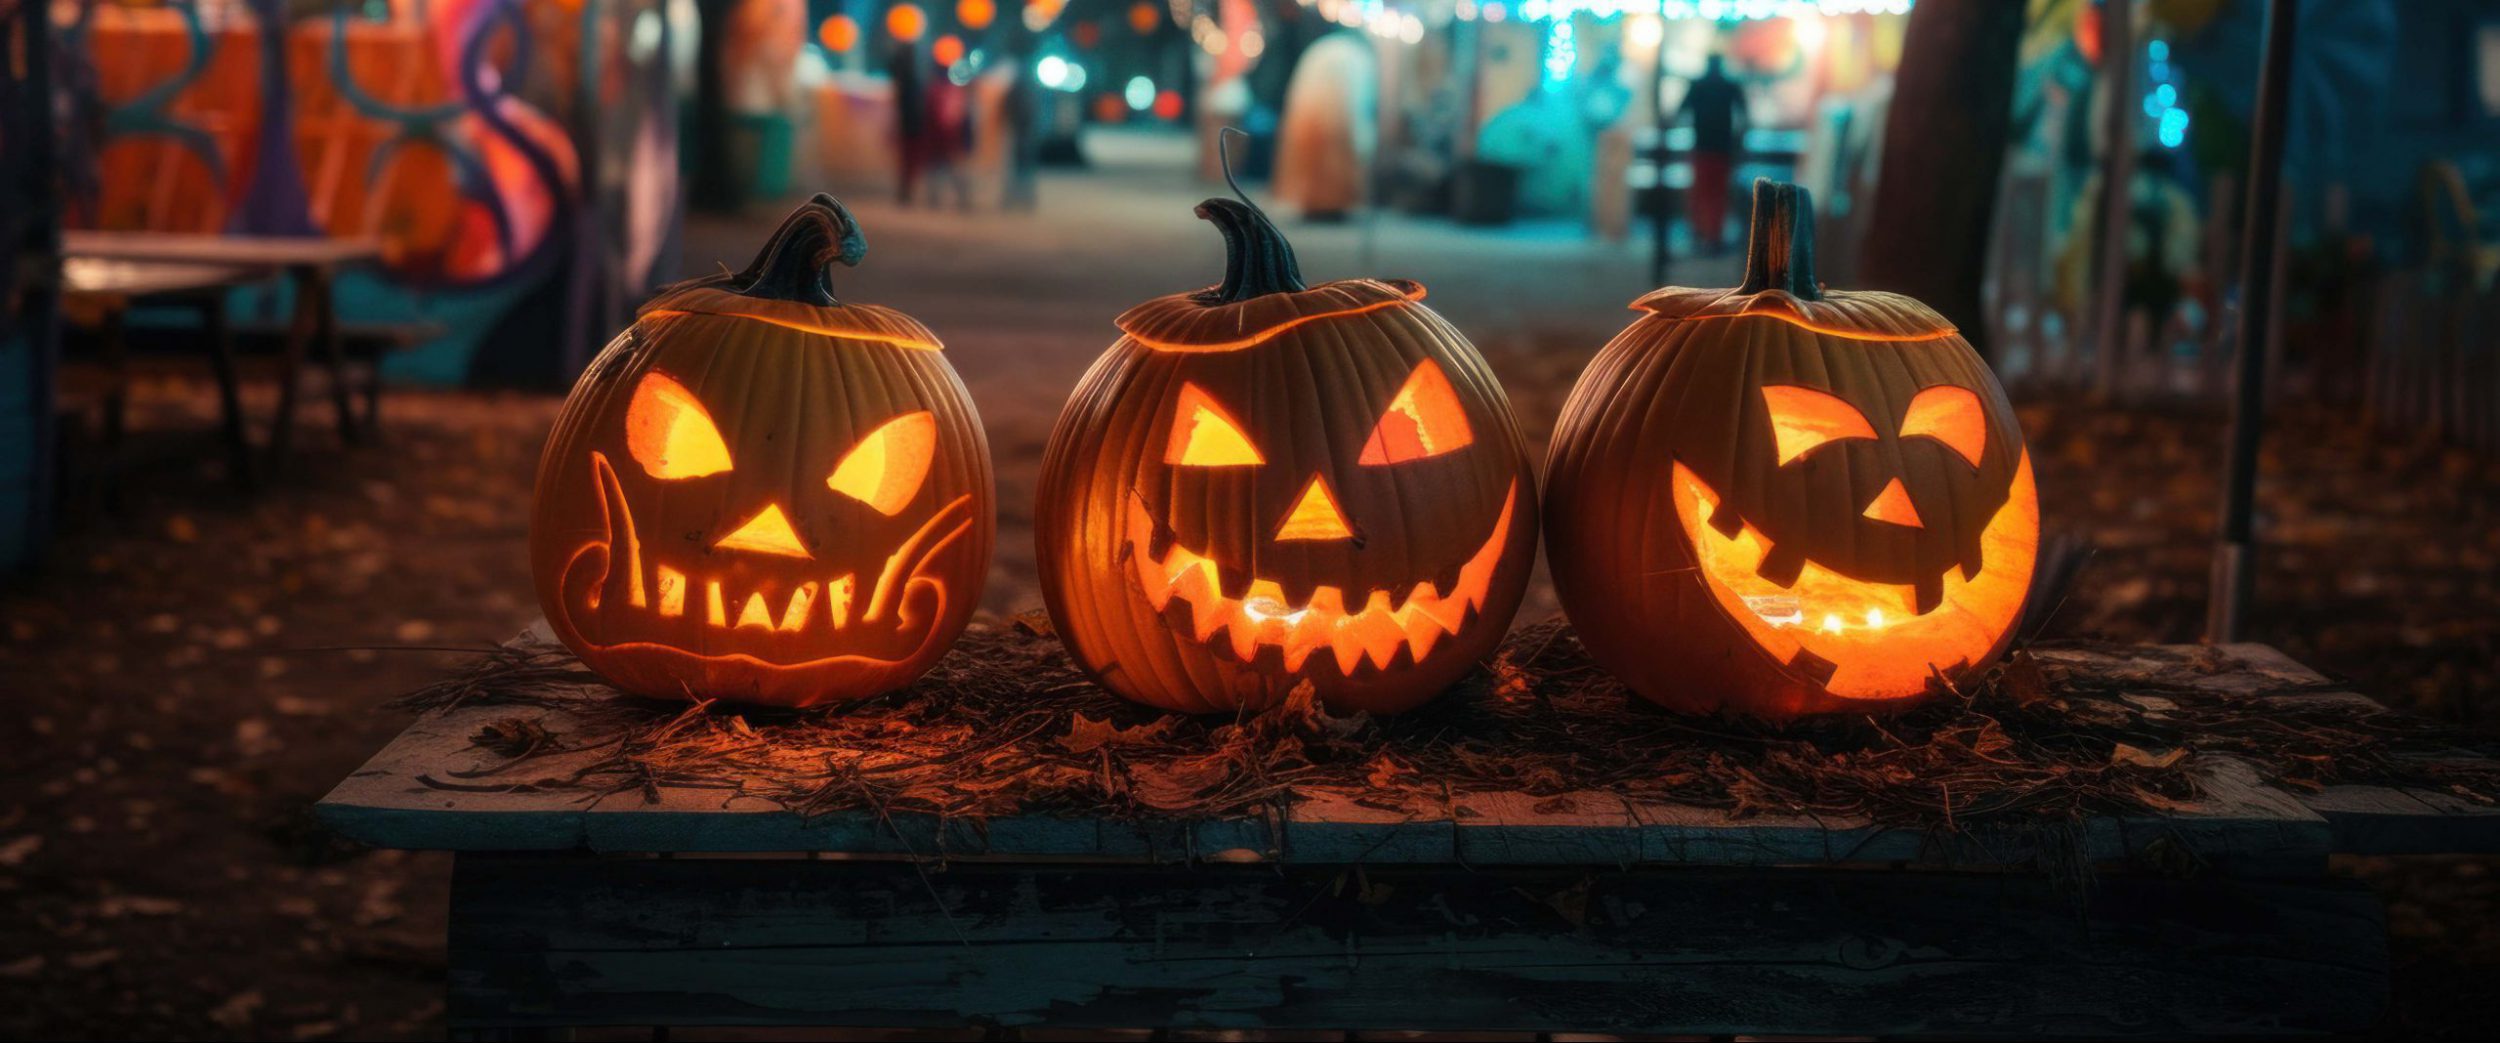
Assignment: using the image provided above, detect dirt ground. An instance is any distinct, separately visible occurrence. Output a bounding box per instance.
[6,147,2497,1038]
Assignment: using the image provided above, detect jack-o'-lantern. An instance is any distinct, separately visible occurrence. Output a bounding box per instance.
[1036,190,1539,715]
[530,194,994,706]
[1544,180,2038,720]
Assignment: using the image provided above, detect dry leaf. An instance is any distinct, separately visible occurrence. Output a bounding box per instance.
[1998,650,2050,708]
[471,717,551,758]
[2111,743,2189,770]
[1010,609,1055,637]
[1059,713,1176,754]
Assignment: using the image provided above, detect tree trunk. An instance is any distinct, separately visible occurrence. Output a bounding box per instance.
[1857,0,2026,361]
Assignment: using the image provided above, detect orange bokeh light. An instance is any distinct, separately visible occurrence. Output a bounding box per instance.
[1127,0,1161,34]
[931,33,966,66]
[886,3,927,41]
[957,0,995,29]
[818,14,860,51]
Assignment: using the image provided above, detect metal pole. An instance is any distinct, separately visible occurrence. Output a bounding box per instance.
[2207,0,2297,643]
[2088,0,2135,400]
[1648,8,1673,287]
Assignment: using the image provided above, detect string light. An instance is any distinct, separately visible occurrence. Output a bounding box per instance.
[1285,0,1913,30]
[2142,37,2191,150]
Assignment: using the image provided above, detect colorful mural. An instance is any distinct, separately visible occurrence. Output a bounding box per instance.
[55,0,678,385]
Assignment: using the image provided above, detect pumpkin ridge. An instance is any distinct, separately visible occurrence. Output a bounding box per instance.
[1115,279,1428,353]
[639,295,945,351]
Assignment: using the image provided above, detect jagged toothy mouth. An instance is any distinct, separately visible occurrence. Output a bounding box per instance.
[1669,457,2037,698]
[1122,481,1517,674]
[557,452,975,666]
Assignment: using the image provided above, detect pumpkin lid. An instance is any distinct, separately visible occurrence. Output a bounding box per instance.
[1634,179,1958,342]
[1115,132,1425,353]
[639,193,943,351]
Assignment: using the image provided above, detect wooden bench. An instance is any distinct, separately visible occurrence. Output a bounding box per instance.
[63,231,384,469]
[116,318,443,437]
[57,256,261,488]
[319,634,2500,1039]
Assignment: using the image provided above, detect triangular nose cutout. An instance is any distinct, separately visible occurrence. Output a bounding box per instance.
[1861,478,1923,528]
[1276,475,1354,542]
[714,503,812,557]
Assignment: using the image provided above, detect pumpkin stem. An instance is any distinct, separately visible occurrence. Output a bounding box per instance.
[735,193,867,306]
[1193,127,1306,303]
[1736,178,1822,301]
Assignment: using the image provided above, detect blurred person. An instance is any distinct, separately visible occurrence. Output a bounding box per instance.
[924,56,975,211]
[1676,53,1749,255]
[1000,55,1042,211]
[1272,33,1378,220]
[887,42,929,205]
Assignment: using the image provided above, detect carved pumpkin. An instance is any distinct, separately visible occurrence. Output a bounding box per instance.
[530,195,994,706]
[1544,180,2038,719]
[1036,192,1539,714]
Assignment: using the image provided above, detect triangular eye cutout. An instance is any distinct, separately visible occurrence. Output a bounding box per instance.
[1762,385,1877,465]
[828,411,936,515]
[1359,359,1475,465]
[1900,385,1988,467]
[625,370,734,479]
[1167,383,1264,467]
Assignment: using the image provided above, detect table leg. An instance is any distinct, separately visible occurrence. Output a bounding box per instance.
[312,266,359,444]
[267,268,316,470]
[361,343,384,440]
[98,306,130,510]
[202,297,256,490]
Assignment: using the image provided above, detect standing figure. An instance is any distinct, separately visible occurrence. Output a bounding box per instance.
[887,43,928,205]
[1676,54,1749,255]
[924,58,974,211]
[999,54,1042,211]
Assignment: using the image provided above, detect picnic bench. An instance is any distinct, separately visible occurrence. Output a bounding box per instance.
[318,627,2500,1039]
[58,255,258,487]
[61,231,396,475]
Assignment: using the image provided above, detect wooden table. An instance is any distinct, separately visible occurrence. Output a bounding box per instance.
[63,231,385,466]
[60,256,261,488]
[320,634,2500,1039]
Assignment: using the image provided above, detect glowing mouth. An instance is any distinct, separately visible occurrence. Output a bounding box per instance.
[1123,481,1517,674]
[1670,455,2037,700]
[561,452,975,666]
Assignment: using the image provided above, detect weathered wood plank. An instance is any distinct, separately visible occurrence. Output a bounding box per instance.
[2300,782,2500,855]
[317,704,2332,870]
[447,855,2390,1038]
[319,639,2482,865]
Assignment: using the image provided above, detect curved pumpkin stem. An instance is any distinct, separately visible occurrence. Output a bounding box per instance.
[1193,127,1306,304]
[735,193,868,307]
[1736,178,1822,301]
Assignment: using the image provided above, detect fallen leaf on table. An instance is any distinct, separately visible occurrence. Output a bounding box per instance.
[2111,743,2189,770]
[1059,713,1176,754]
